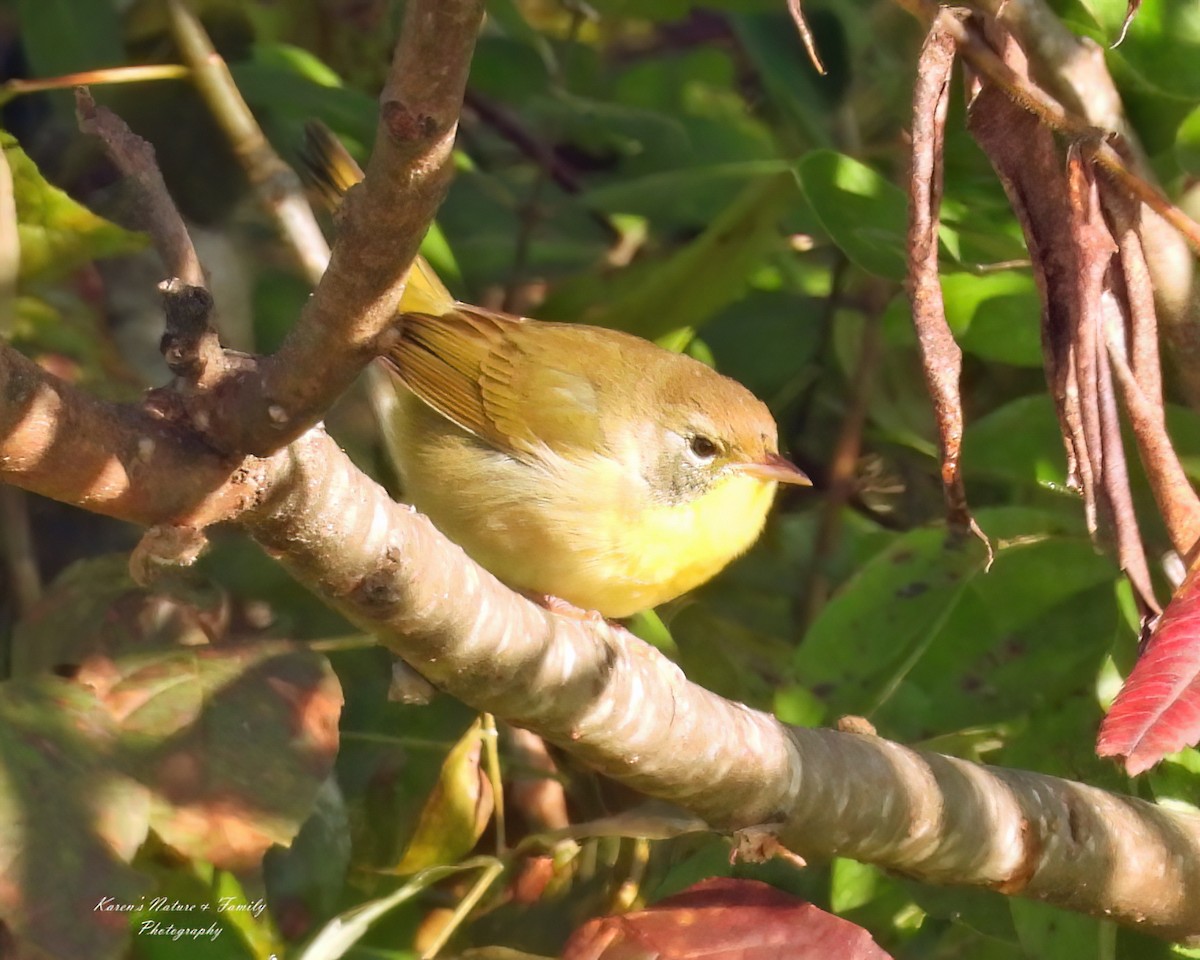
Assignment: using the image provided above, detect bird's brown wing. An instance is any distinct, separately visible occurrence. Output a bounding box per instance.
[384,307,606,459]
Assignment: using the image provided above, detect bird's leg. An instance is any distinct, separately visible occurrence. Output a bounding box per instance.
[522,591,610,625]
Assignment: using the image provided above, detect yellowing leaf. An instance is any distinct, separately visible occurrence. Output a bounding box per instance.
[2,130,145,282]
[389,717,494,874]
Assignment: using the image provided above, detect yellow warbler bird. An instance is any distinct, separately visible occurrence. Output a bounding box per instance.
[303,124,810,618]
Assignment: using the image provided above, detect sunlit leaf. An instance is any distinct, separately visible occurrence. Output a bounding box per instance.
[795,151,908,280]
[589,173,796,339]
[1099,565,1200,774]
[389,717,493,874]
[2,131,146,281]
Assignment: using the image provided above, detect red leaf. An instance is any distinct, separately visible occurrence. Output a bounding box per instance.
[1098,565,1200,774]
[561,877,892,960]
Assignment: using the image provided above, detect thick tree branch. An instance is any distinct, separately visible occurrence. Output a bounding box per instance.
[201,0,484,457]
[4,0,1197,940]
[239,429,1200,940]
[2,335,1199,937]
[0,346,252,527]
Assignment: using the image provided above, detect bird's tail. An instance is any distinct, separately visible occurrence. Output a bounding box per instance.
[299,121,454,316]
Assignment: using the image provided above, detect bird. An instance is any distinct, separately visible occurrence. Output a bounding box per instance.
[301,123,810,618]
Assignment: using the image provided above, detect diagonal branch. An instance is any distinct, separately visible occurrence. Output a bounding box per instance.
[2,323,1200,937]
[193,0,484,458]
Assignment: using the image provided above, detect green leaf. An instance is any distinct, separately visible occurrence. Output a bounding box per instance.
[795,507,1116,737]
[795,150,909,280]
[1074,0,1200,99]
[12,555,227,675]
[1011,899,1112,959]
[230,55,378,151]
[582,160,794,219]
[2,131,146,281]
[103,642,343,867]
[962,394,1070,490]
[940,270,1043,367]
[1177,102,1200,177]
[16,0,123,78]
[589,172,796,339]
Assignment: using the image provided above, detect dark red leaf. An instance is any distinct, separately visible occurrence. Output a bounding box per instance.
[1098,565,1200,774]
[561,877,892,960]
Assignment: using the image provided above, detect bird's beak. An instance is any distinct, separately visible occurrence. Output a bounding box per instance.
[736,453,811,486]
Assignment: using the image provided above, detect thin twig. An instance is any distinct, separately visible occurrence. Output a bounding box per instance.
[166,0,331,286]
[202,0,485,458]
[75,90,203,288]
[786,0,828,75]
[75,89,224,385]
[0,65,189,107]
[800,310,882,629]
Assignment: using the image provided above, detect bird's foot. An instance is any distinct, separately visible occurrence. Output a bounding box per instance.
[523,592,610,625]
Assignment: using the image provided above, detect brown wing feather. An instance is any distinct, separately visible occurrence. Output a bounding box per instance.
[385,308,537,455]
[385,308,612,459]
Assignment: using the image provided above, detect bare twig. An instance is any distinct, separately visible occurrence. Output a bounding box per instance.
[240,425,1200,940]
[464,89,585,197]
[201,0,484,457]
[1,301,1199,936]
[800,309,881,628]
[166,0,331,285]
[75,89,224,386]
[0,344,247,528]
[786,0,827,75]
[0,64,190,106]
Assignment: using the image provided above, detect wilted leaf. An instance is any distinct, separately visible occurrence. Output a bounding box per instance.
[389,717,493,874]
[81,641,343,868]
[1,131,146,282]
[0,676,150,960]
[1098,565,1200,774]
[561,877,892,959]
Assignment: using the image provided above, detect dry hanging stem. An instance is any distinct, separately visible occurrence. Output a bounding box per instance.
[906,11,991,560]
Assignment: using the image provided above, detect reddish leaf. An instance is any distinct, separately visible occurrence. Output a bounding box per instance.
[11,554,227,676]
[561,877,892,960]
[1098,565,1200,774]
[80,641,343,868]
[0,677,150,960]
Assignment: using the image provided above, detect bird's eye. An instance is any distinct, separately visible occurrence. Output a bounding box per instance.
[688,435,719,460]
